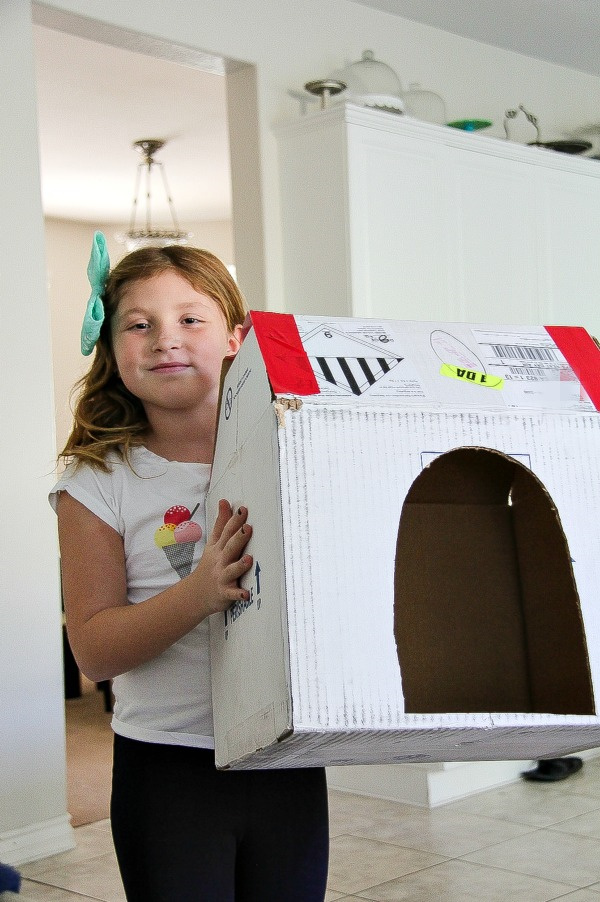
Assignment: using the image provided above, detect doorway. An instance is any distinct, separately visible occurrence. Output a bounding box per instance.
[394,447,594,716]
[31,1,262,825]
[32,8,260,455]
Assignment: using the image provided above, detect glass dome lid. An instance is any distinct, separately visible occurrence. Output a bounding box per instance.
[335,50,404,112]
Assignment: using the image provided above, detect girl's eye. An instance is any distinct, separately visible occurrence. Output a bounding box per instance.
[128,322,150,331]
[182,316,202,325]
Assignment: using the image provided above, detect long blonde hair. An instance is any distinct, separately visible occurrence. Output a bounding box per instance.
[61,245,247,471]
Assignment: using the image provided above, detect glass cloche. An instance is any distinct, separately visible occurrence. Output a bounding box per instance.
[403,82,446,125]
[333,50,404,113]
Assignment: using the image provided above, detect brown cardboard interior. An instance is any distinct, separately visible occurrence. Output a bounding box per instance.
[395,447,595,715]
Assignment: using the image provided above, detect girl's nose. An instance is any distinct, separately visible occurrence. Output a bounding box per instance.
[152,324,181,351]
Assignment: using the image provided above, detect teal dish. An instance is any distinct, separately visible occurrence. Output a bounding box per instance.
[447,119,492,132]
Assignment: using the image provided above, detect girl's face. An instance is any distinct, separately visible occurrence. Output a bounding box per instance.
[111,270,242,417]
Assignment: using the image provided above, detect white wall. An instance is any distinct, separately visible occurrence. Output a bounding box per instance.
[0,0,72,865]
[4,0,600,862]
[46,218,234,455]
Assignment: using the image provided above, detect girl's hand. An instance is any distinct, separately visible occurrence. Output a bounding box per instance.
[58,494,253,681]
[193,500,253,615]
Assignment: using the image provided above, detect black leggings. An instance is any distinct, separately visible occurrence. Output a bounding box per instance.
[111,735,329,902]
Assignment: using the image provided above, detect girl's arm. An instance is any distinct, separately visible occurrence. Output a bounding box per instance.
[57,493,252,682]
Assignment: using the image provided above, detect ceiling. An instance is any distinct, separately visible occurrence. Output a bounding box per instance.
[34,2,600,226]
[354,0,600,79]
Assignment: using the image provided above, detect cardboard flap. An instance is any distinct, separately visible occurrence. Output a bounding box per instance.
[511,466,595,715]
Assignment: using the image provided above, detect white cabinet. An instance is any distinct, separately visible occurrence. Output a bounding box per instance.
[276,104,600,336]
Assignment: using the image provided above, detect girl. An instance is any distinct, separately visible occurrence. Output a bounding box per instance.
[50,234,329,902]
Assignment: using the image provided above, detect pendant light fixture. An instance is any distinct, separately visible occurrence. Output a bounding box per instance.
[116,138,192,251]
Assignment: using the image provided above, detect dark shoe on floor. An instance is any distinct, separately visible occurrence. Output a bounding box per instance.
[522,757,583,782]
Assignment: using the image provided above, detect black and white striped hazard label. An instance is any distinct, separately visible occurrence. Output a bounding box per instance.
[310,354,403,395]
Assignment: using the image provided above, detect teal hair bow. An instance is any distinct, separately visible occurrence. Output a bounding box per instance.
[81,231,110,356]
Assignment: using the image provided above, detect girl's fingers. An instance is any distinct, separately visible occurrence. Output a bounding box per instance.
[225,555,254,601]
[216,504,248,542]
[232,554,253,579]
[209,502,248,551]
[230,523,252,552]
[222,554,253,587]
[210,499,233,542]
[219,515,252,562]
[203,503,253,607]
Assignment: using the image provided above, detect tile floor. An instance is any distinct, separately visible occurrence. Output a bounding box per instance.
[19,756,600,901]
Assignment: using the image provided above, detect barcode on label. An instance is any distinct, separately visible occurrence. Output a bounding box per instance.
[508,366,559,379]
[489,344,559,361]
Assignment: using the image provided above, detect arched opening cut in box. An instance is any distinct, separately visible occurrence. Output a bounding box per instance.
[395,447,594,715]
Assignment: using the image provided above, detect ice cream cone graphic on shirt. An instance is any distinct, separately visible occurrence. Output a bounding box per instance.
[154,504,202,580]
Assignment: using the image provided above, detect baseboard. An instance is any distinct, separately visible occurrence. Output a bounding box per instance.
[327,749,600,808]
[0,815,75,866]
[426,760,531,806]
[327,764,441,808]
[327,762,444,807]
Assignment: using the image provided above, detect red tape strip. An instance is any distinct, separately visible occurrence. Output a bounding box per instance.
[545,325,600,411]
[248,311,320,395]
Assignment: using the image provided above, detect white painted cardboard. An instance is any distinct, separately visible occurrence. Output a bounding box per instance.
[207,315,600,769]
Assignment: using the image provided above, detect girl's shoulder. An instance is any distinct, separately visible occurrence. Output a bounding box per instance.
[49,450,125,517]
[52,448,122,486]
[49,446,172,534]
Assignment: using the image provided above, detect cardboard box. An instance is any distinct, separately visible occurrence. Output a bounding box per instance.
[207,313,600,769]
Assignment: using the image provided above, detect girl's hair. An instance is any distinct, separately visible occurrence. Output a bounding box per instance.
[60,245,247,471]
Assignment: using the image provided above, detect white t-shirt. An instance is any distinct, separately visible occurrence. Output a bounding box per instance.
[50,446,215,748]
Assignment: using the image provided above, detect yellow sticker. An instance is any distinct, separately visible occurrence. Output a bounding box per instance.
[440,363,504,389]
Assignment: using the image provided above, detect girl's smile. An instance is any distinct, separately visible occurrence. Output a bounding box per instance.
[149,362,192,373]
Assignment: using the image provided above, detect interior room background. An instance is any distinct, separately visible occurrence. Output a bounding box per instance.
[3,0,600,866]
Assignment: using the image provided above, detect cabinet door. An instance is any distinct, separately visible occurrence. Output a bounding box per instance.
[445,146,541,325]
[536,166,600,338]
[346,124,454,322]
